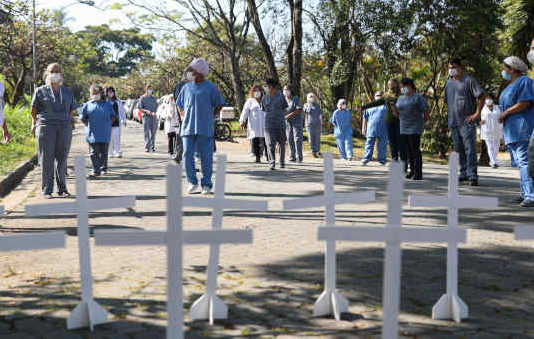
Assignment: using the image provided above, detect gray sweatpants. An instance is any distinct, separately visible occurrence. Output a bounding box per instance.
[264,128,285,167]
[143,115,158,151]
[37,123,72,194]
[306,122,321,153]
[286,120,303,161]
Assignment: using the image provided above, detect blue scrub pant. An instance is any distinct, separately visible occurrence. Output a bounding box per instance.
[306,122,321,154]
[362,136,388,164]
[37,123,72,194]
[286,120,303,161]
[182,135,213,188]
[142,115,158,151]
[508,140,534,202]
[89,142,109,175]
[451,123,478,180]
[335,133,353,159]
[386,121,406,162]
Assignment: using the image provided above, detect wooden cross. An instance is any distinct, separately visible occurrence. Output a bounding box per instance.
[318,161,467,339]
[24,155,136,331]
[408,153,498,322]
[183,154,268,323]
[282,152,376,320]
[95,163,253,339]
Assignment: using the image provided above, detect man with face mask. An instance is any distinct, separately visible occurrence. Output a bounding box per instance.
[139,84,159,152]
[528,38,534,179]
[445,58,487,186]
[31,63,77,199]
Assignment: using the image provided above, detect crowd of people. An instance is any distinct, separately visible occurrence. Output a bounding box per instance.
[1,39,533,207]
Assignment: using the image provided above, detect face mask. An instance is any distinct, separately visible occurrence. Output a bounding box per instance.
[527,50,534,65]
[187,72,195,81]
[307,97,314,103]
[148,89,154,94]
[501,70,511,81]
[448,68,458,77]
[400,87,409,95]
[485,99,493,106]
[340,104,347,110]
[253,91,262,98]
[263,86,270,93]
[374,95,382,101]
[48,73,62,83]
[283,90,291,98]
[91,93,102,101]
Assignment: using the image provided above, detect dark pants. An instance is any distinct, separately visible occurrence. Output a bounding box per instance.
[264,128,285,167]
[386,122,407,163]
[89,142,109,175]
[451,123,478,180]
[251,137,265,161]
[37,123,72,194]
[402,134,422,179]
[167,132,176,154]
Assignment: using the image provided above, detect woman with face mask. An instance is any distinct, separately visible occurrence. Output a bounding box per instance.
[330,99,354,160]
[303,92,322,158]
[139,84,159,152]
[262,78,288,170]
[80,85,117,177]
[480,96,503,168]
[106,87,127,158]
[240,84,266,163]
[30,63,77,199]
[392,78,430,181]
[361,91,388,166]
[498,56,534,207]
[283,85,303,163]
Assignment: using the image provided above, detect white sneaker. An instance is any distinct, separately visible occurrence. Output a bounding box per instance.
[201,186,211,195]
[187,184,199,194]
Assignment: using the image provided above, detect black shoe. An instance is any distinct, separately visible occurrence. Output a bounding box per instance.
[255,158,261,163]
[459,177,469,182]
[269,165,275,170]
[510,196,524,204]
[470,179,478,187]
[405,171,414,179]
[289,158,296,163]
[521,200,534,207]
[413,176,423,181]
[280,163,285,168]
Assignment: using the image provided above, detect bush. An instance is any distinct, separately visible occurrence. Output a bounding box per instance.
[0,105,36,175]
[421,108,453,159]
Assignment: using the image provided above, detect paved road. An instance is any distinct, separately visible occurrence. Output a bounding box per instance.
[0,122,533,338]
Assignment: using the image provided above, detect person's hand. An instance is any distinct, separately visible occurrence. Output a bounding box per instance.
[240,122,245,128]
[498,112,508,124]
[3,130,10,144]
[480,120,486,125]
[122,120,127,127]
[31,123,36,136]
[361,128,366,135]
[465,114,478,124]
[71,121,76,130]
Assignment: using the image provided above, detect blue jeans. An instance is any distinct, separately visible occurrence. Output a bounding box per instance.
[386,122,406,162]
[362,136,388,163]
[451,123,478,180]
[508,141,534,201]
[335,133,353,159]
[182,135,214,188]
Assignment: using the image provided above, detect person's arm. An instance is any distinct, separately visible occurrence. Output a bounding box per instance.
[80,104,88,126]
[499,78,534,123]
[118,100,127,125]
[499,101,532,123]
[239,100,250,127]
[285,97,302,120]
[361,97,386,111]
[466,78,486,123]
[362,117,367,135]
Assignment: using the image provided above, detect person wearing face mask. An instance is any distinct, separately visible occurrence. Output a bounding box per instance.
[177,58,225,194]
[498,56,534,207]
[106,87,127,158]
[80,85,117,177]
[392,78,430,181]
[139,84,159,152]
[330,99,353,161]
[283,85,303,163]
[262,78,288,170]
[480,96,503,168]
[445,58,486,186]
[361,91,388,166]
[528,38,534,180]
[303,92,322,158]
[31,63,77,199]
[240,84,266,163]
[0,78,10,144]
[157,94,179,158]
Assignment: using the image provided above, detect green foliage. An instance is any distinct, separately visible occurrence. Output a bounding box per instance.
[421,107,452,159]
[501,0,534,58]
[0,104,36,175]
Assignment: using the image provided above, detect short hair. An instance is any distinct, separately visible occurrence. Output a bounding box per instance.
[448,57,462,67]
[248,84,261,98]
[400,77,416,91]
[106,86,115,94]
[89,84,104,96]
[145,84,152,91]
[46,62,62,74]
[265,78,279,89]
[283,84,293,92]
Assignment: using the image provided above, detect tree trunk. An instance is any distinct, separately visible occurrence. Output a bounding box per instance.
[246,0,279,84]
[10,67,26,106]
[229,54,246,111]
[291,0,303,96]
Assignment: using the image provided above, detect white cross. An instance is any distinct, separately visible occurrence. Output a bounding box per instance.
[408,152,498,323]
[318,161,467,339]
[282,152,375,320]
[24,155,136,331]
[515,226,534,240]
[0,206,65,252]
[183,154,268,323]
[94,163,253,339]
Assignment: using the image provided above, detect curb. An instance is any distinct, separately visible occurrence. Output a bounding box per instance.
[0,155,38,198]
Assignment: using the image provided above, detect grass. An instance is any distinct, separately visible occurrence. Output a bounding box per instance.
[0,105,36,176]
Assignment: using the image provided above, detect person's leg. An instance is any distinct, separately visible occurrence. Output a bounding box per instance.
[295,124,304,161]
[142,116,151,151]
[168,132,175,154]
[88,143,100,175]
[182,135,199,186]
[335,136,346,159]
[54,123,72,192]
[109,127,116,156]
[486,139,499,166]
[174,131,183,163]
[529,131,534,178]
[461,123,478,180]
[362,136,375,163]
[259,137,265,159]
[264,129,276,168]
[286,122,296,161]
[386,123,399,161]
[403,134,415,177]
[252,137,261,161]
[151,117,158,151]
[249,138,255,155]
[38,125,56,194]
[510,141,534,202]
[198,135,214,189]
[451,127,468,179]
[278,128,286,166]
[412,134,423,179]
[345,133,353,159]
[101,142,109,172]
[378,136,388,164]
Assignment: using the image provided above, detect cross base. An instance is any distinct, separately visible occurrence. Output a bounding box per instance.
[67,299,108,330]
[189,294,228,324]
[313,289,349,321]
[432,293,468,323]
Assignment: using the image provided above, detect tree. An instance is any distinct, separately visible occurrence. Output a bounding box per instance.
[501,0,534,59]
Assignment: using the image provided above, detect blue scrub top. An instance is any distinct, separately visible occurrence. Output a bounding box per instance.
[396,92,428,135]
[499,76,534,145]
[285,96,303,124]
[330,108,353,138]
[262,92,288,130]
[80,100,116,144]
[177,80,225,137]
[31,85,77,125]
[363,105,388,138]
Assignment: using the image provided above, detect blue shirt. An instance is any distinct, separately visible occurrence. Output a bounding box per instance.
[262,92,288,130]
[177,80,225,137]
[499,76,534,145]
[445,75,484,127]
[330,109,353,137]
[396,92,428,135]
[80,101,116,143]
[285,96,303,124]
[363,105,388,138]
[139,94,158,116]
[31,85,77,125]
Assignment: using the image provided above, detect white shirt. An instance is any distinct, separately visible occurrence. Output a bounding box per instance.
[157,94,179,134]
[240,98,265,139]
[480,105,503,141]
